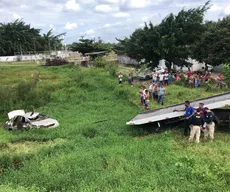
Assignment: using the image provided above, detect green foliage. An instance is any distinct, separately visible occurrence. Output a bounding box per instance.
[223,63,230,86]
[117,2,210,70]
[105,62,119,77]
[93,57,108,68]
[0,77,51,114]
[70,37,114,54]
[193,16,230,66]
[0,19,65,56]
[0,64,230,192]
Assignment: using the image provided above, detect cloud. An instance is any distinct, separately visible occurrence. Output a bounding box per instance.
[209,4,222,12]
[49,24,56,31]
[86,29,95,35]
[79,0,95,4]
[65,0,80,11]
[65,22,78,30]
[98,0,119,4]
[141,16,149,22]
[20,4,29,9]
[94,4,118,13]
[103,22,123,28]
[12,13,21,19]
[224,5,230,15]
[120,0,161,9]
[113,12,130,17]
[103,23,112,28]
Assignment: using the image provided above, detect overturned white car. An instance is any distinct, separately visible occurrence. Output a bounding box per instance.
[5,110,59,130]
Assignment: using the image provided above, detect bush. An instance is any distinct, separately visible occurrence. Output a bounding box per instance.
[45,58,69,66]
[93,57,108,68]
[105,63,118,77]
[223,63,230,86]
[0,77,51,115]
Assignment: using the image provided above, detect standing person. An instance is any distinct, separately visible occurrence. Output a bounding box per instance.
[174,101,194,138]
[128,74,132,86]
[159,73,164,86]
[118,72,123,84]
[197,103,205,116]
[164,72,169,86]
[145,90,150,110]
[131,73,134,85]
[148,82,154,99]
[152,72,157,83]
[153,84,158,101]
[189,109,204,143]
[203,108,219,142]
[194,75,199,88]
[158,84,166,105]
[168,73,173,85]
[140,87,144,105]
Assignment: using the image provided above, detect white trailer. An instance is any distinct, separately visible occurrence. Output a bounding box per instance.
[126,92,230,126]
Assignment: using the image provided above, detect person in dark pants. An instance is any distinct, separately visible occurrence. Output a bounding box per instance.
[189,109,205,143]
[174,100,194,138]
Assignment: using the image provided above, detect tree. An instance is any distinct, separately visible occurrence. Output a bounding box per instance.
[0,19,41,56]
[70,37,114,54]
[42,29,66,52]
[192,16,230,66]
[0,20,66,56]
[116,1,210,71]
[116,23,161,68]
[157,2,210,70]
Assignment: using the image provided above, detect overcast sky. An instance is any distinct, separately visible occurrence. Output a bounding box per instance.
[0,0,229,44]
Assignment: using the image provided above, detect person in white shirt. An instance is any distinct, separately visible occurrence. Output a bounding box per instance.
[148,83,153,99]
[159,73,164,86]
[152,72,157,83]
[118,72,123,84]
[164,72,169,86]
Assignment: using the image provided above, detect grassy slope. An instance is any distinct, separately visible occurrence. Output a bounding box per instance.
[0,64,229,192]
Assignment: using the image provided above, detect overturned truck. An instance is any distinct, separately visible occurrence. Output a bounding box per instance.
[127,92,230,131]
[5,110,59,131]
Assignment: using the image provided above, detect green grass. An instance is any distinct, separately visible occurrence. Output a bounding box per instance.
[0,64,229,192]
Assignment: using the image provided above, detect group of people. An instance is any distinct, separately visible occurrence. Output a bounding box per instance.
[174,101,218,143]
[140,83,166,109]
[185,71,225,88]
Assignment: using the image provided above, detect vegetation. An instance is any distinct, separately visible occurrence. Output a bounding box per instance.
[192,16,230,66]
[0,64,229,191]
[223,63,230,86]
[69,37,115,54]
[117,1,230,70]
[0,19,65,56]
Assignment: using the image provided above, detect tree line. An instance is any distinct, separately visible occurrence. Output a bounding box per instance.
[0,19,65,56]
[116,1,230,71]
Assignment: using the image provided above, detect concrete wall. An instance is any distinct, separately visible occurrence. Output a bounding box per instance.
[118,55,139,65]
[212,64,223,73]
[0,51,72,62]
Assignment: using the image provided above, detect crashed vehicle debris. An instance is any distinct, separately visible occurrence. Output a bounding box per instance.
[4,110,59,131]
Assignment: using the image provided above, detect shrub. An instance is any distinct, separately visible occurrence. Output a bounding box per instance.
[105,63,118,77]
[45,58,69,66]
[93,57,108,68]
[0,77,51,115]
[223,63,230,86]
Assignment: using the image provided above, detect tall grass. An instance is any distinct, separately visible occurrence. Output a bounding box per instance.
[0,64,229,192]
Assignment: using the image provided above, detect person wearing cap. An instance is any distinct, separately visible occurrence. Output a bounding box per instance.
[189,108,204,143]
[203,108,218,142]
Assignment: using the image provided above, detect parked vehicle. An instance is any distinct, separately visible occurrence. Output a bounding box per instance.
[138,69,152,80]
[153,66,166,74]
